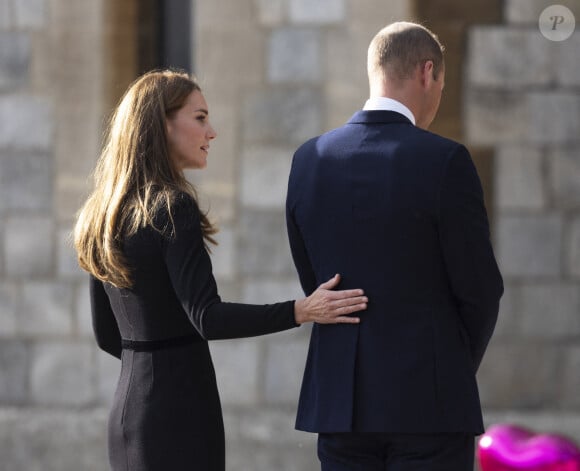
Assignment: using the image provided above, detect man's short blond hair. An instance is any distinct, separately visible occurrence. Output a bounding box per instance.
[368,22,445,84]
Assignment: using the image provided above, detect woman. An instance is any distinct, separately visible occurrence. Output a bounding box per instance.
[73,70,367,471]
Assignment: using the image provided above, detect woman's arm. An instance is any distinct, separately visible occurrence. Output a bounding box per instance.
[89,275,122,359]
[162,196,367,340]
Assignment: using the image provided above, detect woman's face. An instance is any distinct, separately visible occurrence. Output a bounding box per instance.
[166,90,217,170]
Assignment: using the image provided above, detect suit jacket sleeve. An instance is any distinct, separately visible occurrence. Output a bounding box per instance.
[162,196,298,340]
[286,154,318,296]
[438,146,503,371]
[90,275,122,359]
[286,204,318,296]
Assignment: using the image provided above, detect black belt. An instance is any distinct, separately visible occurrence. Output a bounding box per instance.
[121,334,204,352]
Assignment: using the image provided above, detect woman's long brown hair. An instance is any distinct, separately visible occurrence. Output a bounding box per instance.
[74,70,217,288]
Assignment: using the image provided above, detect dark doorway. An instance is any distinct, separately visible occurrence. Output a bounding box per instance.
[412,0,503,219]
[138,0,193,73]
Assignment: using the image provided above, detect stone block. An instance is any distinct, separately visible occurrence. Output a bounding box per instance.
[0,151,52,212]
[0,340,29,404]
[505,0,580,24]
[568,215,580,278]
[242,88,322,145]
[4,216,53,278]
[560,346,580,408]
[325,82,367,130]
[478,343,560,408]
[14,0,47,29]
[465,89,580,146]
[211,224,237,280]
[54,176,89,223]
[196,0,254,26]
[351,0,410,29]
[226,445,315,471]
[528,92,580,145]
[17,281,74,336]
[196,27,264,103]
[30,341,94,406]
[324,25,370,129]
[467,28,553,88]
[0,409,108,471]
[238,209,296,276]
[0,95,53,151]
[465,90,529,146]
[519,283,580,338]
[549,146,580,208]
[96,347,120,407]
[492,283,520,339]
[496,214,563,278]
[75,280,92,337]
[57,225,83,278]
[556,32,580,86]
[264,338,308,404]
[0,32,30,91]
[240,145,294,209]
[0,283,18,335]
[0,0,11,30]
[214,279,242,302]
[234,409,312,448]
[268,28,322,83]
[227,441,318,471]
[209,339,260,405]
[289,0,346,24]
[325,26,369,86]
[495,146,545,210]
[254,0,287,26]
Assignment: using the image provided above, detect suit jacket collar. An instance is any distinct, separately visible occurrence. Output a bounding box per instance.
[347,110,413,126]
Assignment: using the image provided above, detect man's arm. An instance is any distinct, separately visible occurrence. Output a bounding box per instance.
[438,145,504,371]
[286,154,318,296]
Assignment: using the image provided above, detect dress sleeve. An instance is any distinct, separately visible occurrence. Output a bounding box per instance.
[438,145,504,371]
[89,275,122,359]
[162,196,298,340]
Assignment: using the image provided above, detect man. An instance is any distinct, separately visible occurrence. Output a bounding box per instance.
[286,22,503,470]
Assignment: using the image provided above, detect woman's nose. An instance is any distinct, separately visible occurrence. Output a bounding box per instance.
[208,124,217,140]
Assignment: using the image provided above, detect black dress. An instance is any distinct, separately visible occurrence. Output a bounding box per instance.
[90,194,297,471]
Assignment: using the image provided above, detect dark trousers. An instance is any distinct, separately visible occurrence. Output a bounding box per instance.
[318,432,475,471]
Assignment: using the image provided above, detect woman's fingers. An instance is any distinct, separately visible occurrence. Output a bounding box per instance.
[327,288,365,299]
[329,295,368,309]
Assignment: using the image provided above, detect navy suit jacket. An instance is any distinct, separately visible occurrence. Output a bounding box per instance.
[286,110,503,434]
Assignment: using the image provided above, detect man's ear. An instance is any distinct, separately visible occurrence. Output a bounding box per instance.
[420,60,435,88]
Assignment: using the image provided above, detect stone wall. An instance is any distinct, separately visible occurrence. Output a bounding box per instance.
[0,0,114,469]
[465,0,580,441]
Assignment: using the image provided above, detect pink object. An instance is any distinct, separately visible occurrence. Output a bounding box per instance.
[478,424,580,471]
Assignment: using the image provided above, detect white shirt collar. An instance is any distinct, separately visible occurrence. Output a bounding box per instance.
[363,97,416,125]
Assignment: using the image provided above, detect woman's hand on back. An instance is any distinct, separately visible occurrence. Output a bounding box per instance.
[294,274,367,325]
